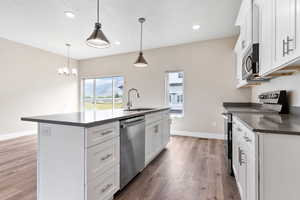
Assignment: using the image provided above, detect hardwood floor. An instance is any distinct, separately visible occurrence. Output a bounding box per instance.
[0,135,240,200]
[115,136,240,200]
[0,135,37,200]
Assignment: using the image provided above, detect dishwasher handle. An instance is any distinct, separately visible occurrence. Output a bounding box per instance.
[121,118,145,128]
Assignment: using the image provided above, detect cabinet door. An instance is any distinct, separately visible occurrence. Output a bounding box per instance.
[259,0,275,76]
[232,122,239,176]
[247,149,256,200]
[146,121,162,163]
[244,2,253,52]
[162,114,171,147]
[274,0,298,67]
[235,39,244,86]
[238,144,247,200]
[154,121,163,155]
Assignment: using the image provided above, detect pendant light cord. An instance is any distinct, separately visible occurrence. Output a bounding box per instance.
[97,0,100,23]
[140,21,143,52]
[67,44,70,69]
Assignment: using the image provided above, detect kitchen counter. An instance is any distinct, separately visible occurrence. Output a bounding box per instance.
[223,102,300,135]
[223,102,276,113]
[21,107,170,128]
[234,112,300,135]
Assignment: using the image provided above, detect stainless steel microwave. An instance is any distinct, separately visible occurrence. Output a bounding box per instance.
[242,43,259,80]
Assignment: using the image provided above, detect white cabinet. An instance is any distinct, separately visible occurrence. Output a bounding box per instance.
[232,121,239,176]
[258,0,275,76]
[236,0,300,79]
[274,0,298,67]
[145,111,170,166]
[162,111,171,147]
[232,118,257,200]
[233,116,300,200]
[38,122,120,200]
[236,0,253,54]
[234,0,254,88]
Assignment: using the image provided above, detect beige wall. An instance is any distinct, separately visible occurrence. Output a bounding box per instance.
[79,37,251,134]
[251,72,300,106]
[0,37,79,135]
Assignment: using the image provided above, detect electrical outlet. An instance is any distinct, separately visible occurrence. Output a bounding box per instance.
[212,122,217,127]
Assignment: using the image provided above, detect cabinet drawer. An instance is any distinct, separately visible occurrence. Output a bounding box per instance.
[87,166,119,200]
[86,122,119,147]
[145,112,163,125]
[87,137,120,181]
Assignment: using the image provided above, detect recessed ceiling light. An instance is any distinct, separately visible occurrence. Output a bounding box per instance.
[114,41,121,45]
[192,24,201,30]
[64,11,75,19]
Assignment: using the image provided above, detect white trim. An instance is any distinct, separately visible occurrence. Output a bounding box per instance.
[0,130,36,141]
[171,130,224,140]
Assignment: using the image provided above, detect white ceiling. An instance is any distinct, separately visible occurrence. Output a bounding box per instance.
[0,0,241,60]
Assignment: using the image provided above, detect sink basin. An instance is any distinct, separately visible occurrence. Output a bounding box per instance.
[124,108,155,112]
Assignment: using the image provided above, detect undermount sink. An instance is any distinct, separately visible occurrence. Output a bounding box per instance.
[124,108,155,112]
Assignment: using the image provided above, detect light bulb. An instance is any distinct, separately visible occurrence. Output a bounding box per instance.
[71,68,78,75]
[63,67,70,75]
[58,68,64,75]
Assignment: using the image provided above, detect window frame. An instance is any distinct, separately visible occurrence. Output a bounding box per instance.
[165,70,185,118]
[80,75,126,112]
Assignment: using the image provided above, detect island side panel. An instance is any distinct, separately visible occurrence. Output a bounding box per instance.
[38,123,85,200]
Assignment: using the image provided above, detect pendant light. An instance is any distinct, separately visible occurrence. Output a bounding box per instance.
[86,0,110,48]
[134,17,148,67]
[58,43,77,76]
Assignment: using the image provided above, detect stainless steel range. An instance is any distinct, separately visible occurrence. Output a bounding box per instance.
[222,90,288,175]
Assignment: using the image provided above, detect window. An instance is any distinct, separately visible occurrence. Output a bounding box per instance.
[166,71,184,117]
[82,76,124,111]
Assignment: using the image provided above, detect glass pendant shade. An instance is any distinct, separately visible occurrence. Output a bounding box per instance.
[134,52,148,67]
[86,23,110,48]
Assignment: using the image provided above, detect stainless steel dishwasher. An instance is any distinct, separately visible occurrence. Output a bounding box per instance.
[120,116,145,189]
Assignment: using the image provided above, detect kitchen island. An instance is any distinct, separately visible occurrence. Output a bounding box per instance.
[22,107,171,200]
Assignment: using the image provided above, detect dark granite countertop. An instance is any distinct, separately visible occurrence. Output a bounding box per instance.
[223,102,276,114]
[234,113,300,135]
[21,107,170,128]
[223,102,300,135]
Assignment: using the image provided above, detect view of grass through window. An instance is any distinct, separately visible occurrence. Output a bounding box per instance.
[166,71,184,117]
[83,76,124,111]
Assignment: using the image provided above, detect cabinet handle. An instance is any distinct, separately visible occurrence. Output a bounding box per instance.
[244,136,252,142]
[283,39,288,57]
[101,153,112,161]
[287,36,294,54]
[241,40,246,49]
[101,130,113,136]
[101,183,113,193]
[238,147,241,166]
[154,125,159,133]
[238,147,246,166]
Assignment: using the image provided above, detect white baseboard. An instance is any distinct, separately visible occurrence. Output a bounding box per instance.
[171,130,224,140]
[0,130,36,141]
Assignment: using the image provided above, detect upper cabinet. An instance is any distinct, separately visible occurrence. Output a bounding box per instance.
[258,0,274,76]
[236,0,253,54]
[235,0,254,88]
[235,0,300,87]
[273,0,299,68]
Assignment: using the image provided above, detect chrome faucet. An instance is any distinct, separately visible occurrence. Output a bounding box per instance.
[127,88,140,110]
